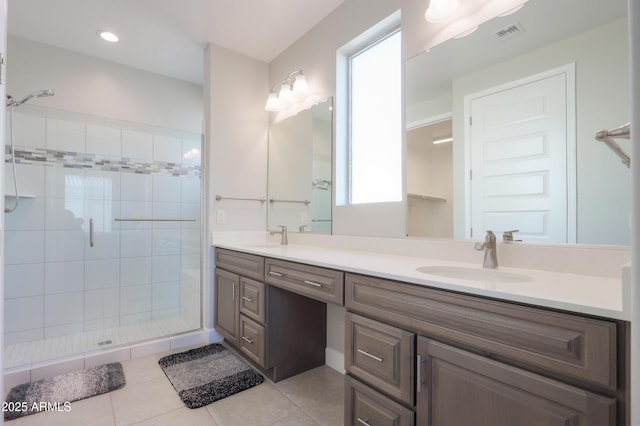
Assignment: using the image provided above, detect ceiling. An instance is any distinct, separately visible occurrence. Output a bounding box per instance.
[6,0,347,86]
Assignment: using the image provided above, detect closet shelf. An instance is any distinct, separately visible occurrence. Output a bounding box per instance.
[408,193,446,203]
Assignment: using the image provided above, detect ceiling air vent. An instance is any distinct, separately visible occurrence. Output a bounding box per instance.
[494,22,526,40]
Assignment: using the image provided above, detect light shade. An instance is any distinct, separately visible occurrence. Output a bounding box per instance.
[425,0,459,23]
[292,74,309,98]
[264,92,280,111]
[278,83,293,106]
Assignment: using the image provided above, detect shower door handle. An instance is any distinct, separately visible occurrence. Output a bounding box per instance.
[89,218,94,248]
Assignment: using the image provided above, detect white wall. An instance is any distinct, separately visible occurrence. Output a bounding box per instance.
[6,36,202,134]
[204,43,269,333]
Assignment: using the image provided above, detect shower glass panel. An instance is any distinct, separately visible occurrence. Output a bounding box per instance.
[3,107,202,370]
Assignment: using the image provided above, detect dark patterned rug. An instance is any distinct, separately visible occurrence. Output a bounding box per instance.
[4,362,126,420]
[158,343,264,409]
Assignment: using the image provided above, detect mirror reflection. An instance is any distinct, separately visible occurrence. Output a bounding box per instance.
[405,0,630,246]
[268,98,333,234]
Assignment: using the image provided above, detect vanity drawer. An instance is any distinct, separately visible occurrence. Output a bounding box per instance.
[215,248,264,281]
[240,277,265,324]
[345,375,414,426]
[345,273,617,391]
[239,315,266,368]
[346,312,415,406]
[265,258,344,305]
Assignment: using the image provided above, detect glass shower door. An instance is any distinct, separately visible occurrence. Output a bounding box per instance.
[4,109,202,369]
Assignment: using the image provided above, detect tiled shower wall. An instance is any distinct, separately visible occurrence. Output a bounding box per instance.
[4,109,202,345]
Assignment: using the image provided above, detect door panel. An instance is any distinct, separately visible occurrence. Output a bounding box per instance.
[214,269,238,344]
[469,69,571,242]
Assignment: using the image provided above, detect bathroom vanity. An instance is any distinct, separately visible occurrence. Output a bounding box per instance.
[212,238,630,426]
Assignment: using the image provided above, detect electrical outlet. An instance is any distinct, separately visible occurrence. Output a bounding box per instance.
[216,209,227,224]
[300,212,309,224]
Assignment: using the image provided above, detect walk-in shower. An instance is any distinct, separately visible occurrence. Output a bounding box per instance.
[3,103,203,371]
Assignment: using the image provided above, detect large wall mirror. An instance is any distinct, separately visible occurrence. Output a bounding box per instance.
[268,98,333,234]
[405,0,630,246]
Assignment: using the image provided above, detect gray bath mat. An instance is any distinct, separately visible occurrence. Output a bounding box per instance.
[159,343,264,409]
[4,362,126,420]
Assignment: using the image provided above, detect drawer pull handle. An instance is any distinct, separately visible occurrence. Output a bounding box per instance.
[357,349,384,363]
[417,354,424,393]
[241,336,254,344]
[269,271,284,277]
[357,417,371,426]
[242,296,254,302]
[304,280,323,288]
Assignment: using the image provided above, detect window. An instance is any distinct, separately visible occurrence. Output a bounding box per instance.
[349,29,402,204]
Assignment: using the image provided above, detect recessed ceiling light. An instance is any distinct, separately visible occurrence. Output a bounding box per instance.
[97,30,119,43]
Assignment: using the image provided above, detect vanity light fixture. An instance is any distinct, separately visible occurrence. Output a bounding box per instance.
[265,70,326,123]
[97,30,119,43]
[265,70,309,112]
[433,136,453,144]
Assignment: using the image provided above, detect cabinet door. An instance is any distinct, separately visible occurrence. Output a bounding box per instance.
[214,269,239,344]
[416,337,616,426]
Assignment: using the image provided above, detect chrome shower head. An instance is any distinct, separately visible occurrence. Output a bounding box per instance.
[7,89,55,108]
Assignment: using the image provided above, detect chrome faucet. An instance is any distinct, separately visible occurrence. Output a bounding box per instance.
[474,230,498,269]
[502,229,521,242]
[270,225,288,245]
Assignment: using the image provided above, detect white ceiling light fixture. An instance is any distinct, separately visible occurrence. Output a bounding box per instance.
[97,30,119,43]
[424,0,530,51]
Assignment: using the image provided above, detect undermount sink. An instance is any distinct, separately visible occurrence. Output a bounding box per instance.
[416,266,531,283]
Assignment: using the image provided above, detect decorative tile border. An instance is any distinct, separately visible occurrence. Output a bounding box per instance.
[5,146,201,177]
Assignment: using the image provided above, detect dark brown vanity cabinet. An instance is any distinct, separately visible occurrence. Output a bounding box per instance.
[214,248,332,381]
[345,273,628,426]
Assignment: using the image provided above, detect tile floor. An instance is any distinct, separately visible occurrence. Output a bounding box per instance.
[4,346,345,426]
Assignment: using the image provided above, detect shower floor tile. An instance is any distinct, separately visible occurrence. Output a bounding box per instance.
[4,316,193,370]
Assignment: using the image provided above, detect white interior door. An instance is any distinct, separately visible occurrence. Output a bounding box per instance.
[468,66,575,243]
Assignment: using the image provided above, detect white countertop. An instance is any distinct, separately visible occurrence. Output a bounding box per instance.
[212,234,630,321]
